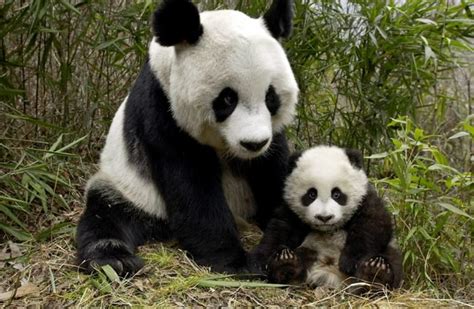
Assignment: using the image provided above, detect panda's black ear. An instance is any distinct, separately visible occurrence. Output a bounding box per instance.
[287,151,302,175]
[345,148,364,170]
[152,0,203,46]
[263,0,293,39]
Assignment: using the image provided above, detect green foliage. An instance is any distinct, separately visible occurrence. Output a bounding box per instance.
[287,0,473,151]
[0,127,86,240]
[369,116,473,291]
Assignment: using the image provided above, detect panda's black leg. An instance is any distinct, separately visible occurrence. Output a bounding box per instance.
[247,206,310,274]
[155,153,248,273]
[353,244,403,291]
[267,247,317,284]
[76,183,171,276]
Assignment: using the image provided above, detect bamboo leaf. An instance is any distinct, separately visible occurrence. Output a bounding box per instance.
[437,202,473,220]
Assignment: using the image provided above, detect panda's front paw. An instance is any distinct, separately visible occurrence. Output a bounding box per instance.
[355,256,394,287]
[78,239,144,277]
[266,248,303,284]
[246,251,267,276]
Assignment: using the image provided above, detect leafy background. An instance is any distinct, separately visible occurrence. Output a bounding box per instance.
[0,0,472,306]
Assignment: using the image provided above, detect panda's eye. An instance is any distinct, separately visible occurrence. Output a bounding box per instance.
[265,85,281,116]
[331,187,347,205]
[213,87,238,122]
[301,187,317,207]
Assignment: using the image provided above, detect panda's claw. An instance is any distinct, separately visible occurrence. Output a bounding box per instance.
[267,248,302,284]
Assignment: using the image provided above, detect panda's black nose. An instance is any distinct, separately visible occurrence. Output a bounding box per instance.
[316,215,334,223]
[240,139,269,152]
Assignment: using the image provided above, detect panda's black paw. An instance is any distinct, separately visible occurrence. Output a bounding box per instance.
[266,248,303,284]
[355,256,394,287]
[78,239,144,277]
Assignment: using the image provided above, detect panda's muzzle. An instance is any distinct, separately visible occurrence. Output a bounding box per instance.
[240,139,269,152]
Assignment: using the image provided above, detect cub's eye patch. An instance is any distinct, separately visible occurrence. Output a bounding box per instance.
[331,187,347,206]
[213,87,238,122]
[301,187,317,206]
[265,85,280,116]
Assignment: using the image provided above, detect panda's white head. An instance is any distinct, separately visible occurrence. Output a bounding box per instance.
[284,146,369,231]
[148,0,298,159]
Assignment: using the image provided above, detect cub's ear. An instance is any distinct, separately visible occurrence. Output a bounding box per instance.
[287,151,302,175]
[152,0,203,46]
[345,148,364,169]
[263,0,293,39]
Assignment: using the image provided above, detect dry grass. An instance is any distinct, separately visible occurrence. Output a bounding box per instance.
[1,215,473,307]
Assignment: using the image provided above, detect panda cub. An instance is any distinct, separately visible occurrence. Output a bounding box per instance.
[251,146,402,290]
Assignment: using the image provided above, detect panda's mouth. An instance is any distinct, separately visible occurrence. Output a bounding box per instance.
[313,222,340,232]
[227,140,271,160]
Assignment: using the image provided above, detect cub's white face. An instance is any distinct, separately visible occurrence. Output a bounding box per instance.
[149,10,298,159]
[284,146,369,231]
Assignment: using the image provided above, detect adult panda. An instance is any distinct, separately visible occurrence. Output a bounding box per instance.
[251,146,403,290]
[76,0,299,276]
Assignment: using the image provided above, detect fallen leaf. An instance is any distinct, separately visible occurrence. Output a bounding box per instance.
[8,241,22,258]
[0,282,40,302]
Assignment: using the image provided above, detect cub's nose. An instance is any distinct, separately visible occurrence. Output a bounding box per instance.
[316,215,334,223]
[240,139,269,152]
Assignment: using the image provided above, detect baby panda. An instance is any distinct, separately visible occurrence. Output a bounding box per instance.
[250,145,402,290]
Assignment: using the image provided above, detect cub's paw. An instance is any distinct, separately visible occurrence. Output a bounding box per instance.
[78,239,144,277]
[266,248,303,284]
[356,256,394,287]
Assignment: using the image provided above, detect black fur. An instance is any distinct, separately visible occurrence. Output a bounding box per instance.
[248,204,310,273]
[287,151,302,174]
[265,85,281,116]
[331,187,347,206]
[77,62,290,274]
[76,184,171,276]
[301,188,317,207]
[267,247,317,284]
[213,87,239,122]
[263,0,293,39]
[345,148,364,169]
[152,0,203,46]
[338,185,394,276]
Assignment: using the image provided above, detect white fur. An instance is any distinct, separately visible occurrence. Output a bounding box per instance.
[220,160,256,221]
[284,146,368,231]
[301,231,348,288]
[91,100,168,219]
[90,100,258,221]
[149,10,298,159]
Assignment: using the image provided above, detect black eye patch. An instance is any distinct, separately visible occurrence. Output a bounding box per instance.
[301,188,317,207]
[331,187,347,206]
[213,87,238,122]
[265,85,281,116]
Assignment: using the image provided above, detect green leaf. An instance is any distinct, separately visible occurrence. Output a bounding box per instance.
[448,131,470,140]
[416,18,438,25]
[197,279,288,288]
[365,152,388,159]
[437,202,473,220]
[0,222,32,241]
[101,264,121,283]
[59,0,80,14]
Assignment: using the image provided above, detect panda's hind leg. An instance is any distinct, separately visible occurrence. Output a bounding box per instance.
[354,242,403,290]
[76,179,171,276]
